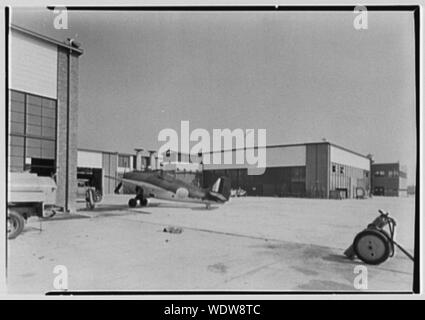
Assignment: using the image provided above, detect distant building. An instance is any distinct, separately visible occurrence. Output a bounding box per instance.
[160,141,371,199]
[78,141,372,199]
[407,185,416,195]
[77,148,135,195]
[77,148,202,195]
[371,162,407,196]
[158,151,202,187]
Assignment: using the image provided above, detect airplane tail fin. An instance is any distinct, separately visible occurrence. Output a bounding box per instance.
[208,177,231,202]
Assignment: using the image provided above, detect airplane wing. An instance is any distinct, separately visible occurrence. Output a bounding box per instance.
[104,175,158,191]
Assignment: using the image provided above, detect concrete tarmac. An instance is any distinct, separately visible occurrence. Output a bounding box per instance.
[7,195,416,294]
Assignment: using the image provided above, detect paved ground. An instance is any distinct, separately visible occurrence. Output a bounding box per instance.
[7,195,416,294]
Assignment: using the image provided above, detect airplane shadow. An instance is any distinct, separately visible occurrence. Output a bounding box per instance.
[77,204,130,213]
[148,202,218,211]
[77,202,219,213]
[322,254,360,265]
[190,207,219,211]
[78,205,153,216]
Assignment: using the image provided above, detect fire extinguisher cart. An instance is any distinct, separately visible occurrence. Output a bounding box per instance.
[344,209,414,265]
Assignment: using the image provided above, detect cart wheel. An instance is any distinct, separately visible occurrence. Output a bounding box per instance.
[128,198,137,208]
[353,229,391,265]
[8,210,25,240]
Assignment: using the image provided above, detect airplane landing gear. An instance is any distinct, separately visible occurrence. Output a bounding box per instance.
[128,187,148,208]
[128,198,138,208]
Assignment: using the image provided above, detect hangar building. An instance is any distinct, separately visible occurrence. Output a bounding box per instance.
[8,25,83,211]
[199,142,371,199]
[77,149,137,196]
[371,162,408,197]
[77,148,166,196]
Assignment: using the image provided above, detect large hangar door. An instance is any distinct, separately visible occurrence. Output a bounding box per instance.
[92,168,102,192]
[102,152,118,195]
[77,167,103,193]
[77,151,103,194]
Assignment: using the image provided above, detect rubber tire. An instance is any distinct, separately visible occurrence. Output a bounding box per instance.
[140,198,148,207]
[8,210,25,240]
[353,229,391,265]
[128,198,137,208]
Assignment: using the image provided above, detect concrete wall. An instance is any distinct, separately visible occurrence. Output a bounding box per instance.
[56,48,79,211]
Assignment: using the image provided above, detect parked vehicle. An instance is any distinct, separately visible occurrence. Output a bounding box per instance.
[230,187,247,197]
[7,172,61,239]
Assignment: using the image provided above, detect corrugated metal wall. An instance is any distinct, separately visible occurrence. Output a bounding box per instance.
[305,144,329,198]
[329,163,369,198]
[102,152,118,194]
[203,166,306,197]
[10,31,58,99]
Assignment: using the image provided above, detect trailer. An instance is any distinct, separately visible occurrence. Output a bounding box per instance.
[7,172,61,239]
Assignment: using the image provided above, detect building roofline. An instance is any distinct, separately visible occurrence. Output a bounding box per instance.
[78,147,138,157]
[80,141,369,160]
[10,24,84,55]
[78,147,118,155]
[168,141,369,160]
[328,142,370,160]
[371,162,401,166]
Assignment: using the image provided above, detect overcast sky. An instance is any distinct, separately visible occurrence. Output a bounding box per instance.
[10,8,417,183]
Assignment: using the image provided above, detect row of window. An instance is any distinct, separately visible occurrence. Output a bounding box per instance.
[332,164,345,175]
[10,90,56,139]
[374,170,400,177]
[118,155,132,168]
[332,163,369,178]
[8,90,57,174]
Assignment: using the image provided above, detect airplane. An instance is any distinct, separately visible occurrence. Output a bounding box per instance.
[106,170,231,209]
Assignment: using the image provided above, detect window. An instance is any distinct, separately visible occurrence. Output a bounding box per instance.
[374,170,385,177]
[8,90,57,176]
[340,166,345,175]
[388,170,399,178]
[26,94,56,139]
[332,165,336,173]
[118,155,131,168]
[10,97,25,135]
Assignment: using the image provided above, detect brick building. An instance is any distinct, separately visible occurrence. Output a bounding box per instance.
[371,162,408,196]
[8,25,83,211]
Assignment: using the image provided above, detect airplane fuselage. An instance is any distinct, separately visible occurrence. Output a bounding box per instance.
[121,171,217,205]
